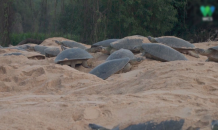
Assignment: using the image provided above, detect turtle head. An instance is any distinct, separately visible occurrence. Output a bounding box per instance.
[129,57,145,65]
[86,46,103,53]
[100,47,108,53]
[147,36,157,43]
[194,48,208,56]
[26,45,35,51]
[61,45,68,51]
[55,40,62,45]
[195,48,213,56]
[133,45,142,52]
[94,46,103,52]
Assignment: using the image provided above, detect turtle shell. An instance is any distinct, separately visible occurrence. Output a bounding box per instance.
[106,49,135,61]
[3,52,24,56]
[91,39,119,47]
[34,45,48,55]
[110,35,150,50]
[54,48,93,64]
[123,119,184,130]
[3,46,26,51]
[141,43,188,61]
[0,51,45,59]
[61,41,87,49]
[44,47,61,56]
[89,58,130,80]
[209,46,218,51]
[154,36,195,49]
[16,45,29,50]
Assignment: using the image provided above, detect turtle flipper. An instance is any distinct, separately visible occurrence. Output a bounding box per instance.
[110,49,117,55]
[86,48,92,53]
[82,61,90,68]
[86,48,97,53]
[88,124,110,130]
[122,63,132,72]
[70,62,76,68]
[61,45,68,51]
[141,51,146,56]
[100,47,111,55]
[187,50,199,58]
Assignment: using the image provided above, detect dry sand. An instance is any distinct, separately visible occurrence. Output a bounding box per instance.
[0,38,218,130]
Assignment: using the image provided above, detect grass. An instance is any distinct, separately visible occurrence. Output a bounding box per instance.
[9,33,80,46]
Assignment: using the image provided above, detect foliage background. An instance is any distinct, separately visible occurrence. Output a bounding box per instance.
[0,0,218,46]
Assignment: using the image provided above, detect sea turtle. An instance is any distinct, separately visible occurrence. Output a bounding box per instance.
[89,119,184,130]
[15,44,30,50]
[1,51,45,60]
[100,35,150,55]
[147,36,199,58]
[92,39,119,47]
[54,48,93,68]
[87,39,119,53]
[55,40,87,49]
[89,58,132,80]
[133,43,188,62]
[34,45,48,55]
[195,46,218,62]
[55,40,103,53]
[106,48,145,65]
[3,52,24,56]
[1,46,27,51]
[44,47,61,57]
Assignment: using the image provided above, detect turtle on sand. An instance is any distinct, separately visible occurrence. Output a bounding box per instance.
[54,48,93,68]
[89,58,133,80]
[92,39,120,47]
[100,35,150,55]
[85,46,104,53]
[195,46,218,62]
[133,43,188,62]
[44,47,61,57]
[87,39,119,53]
[1,46,27,51]
[3,52,24,56]
[55,40,87,49]
[147,36,199,58]
[55,40,102,53]
[1,52,45,60]
[106,48,145,65]
[34,45,48,55]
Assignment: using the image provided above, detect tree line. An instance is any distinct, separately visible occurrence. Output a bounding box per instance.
[0,0,218,46]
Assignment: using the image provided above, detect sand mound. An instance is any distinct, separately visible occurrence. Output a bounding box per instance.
[1,41,218,129]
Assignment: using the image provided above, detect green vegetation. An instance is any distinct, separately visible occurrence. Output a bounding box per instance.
[0,0,218,47]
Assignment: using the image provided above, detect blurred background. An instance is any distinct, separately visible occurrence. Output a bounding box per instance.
[0,0,217,46]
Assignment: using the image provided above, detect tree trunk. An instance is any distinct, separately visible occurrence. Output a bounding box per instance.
[0,0,14,46]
